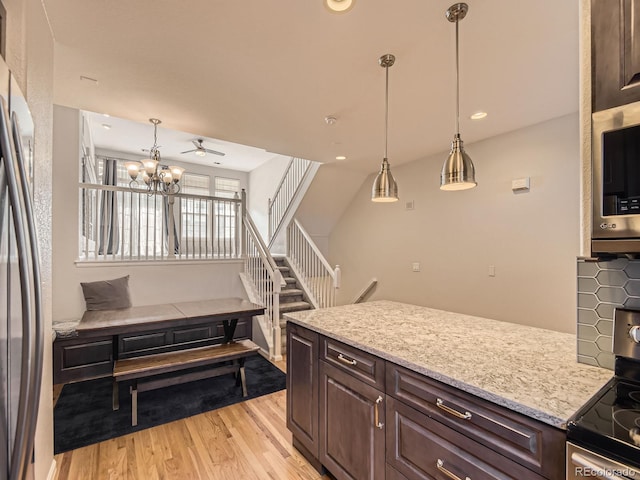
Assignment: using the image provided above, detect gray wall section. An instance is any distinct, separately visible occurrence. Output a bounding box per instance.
[576,257,640,369]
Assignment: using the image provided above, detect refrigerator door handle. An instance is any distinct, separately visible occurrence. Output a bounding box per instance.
[0,96,34,480]
[12,110,43,474]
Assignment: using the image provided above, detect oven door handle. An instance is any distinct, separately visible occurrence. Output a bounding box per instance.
[571,452,633,480]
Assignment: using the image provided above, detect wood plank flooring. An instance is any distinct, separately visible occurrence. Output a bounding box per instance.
[53,357,331,480]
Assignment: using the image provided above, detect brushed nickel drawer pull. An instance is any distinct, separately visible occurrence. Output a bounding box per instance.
[436,398,472,420]
[437,459,471,480]
[374,395,384,429]
[337,353,357,366]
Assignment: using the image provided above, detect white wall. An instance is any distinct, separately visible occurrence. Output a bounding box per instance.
[296,162,368,258]
[52,105,248,322]
[329,113,580,333]
[247,154,290,240]
[5,0,56,477]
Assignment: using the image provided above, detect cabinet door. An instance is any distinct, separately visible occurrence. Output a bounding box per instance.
[53,336,114,384]
[286,323,319,457]
[592,0,640,111]
[319,361,385,480]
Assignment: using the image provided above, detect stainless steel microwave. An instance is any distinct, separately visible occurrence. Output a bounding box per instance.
[592,100,640,254]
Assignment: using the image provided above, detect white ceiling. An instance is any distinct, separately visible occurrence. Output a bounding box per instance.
[85,111,281,171]
[44,0,579,174]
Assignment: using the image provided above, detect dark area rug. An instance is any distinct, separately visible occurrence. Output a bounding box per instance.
[54,355,286,454]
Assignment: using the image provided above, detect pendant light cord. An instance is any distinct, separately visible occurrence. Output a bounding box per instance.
[455,18,460,136]
[384,62,389,160]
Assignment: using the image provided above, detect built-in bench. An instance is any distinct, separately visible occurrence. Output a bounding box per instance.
[113,339,260,426]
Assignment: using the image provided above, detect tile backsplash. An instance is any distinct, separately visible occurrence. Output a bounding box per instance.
[577,257,640,370]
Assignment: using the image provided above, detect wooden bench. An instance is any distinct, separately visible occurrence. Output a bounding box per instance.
[112,339,260,426]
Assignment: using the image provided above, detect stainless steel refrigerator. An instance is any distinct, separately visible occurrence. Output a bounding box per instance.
[0,56,44,480]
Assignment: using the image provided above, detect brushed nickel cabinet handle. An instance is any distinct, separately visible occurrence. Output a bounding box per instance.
[436,398,472,420]
[374,395,384,429]
[437,459,471,480]
[337,353,357,366]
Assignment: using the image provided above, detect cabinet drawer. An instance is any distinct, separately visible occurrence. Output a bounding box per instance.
[321,336,384,388]
[386,397,546,480]
[387,364,564,479]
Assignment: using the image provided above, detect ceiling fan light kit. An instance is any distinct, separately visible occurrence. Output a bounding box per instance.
[180,138,225,157]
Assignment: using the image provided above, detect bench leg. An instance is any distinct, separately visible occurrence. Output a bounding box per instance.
[240,365,248,397]
[130,384,138,427]
[112,379,119,411]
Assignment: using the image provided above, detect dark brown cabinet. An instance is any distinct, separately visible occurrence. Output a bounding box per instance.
[53,335,113,384]
[319,361,385,480]
[286,323,320,461]
[286,324,564,480]
[592,0,640,111]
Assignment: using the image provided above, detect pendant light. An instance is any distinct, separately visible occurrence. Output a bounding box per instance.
[440,3,477,191]
[371,54,399,203]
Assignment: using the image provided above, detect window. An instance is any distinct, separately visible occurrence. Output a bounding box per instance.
[214,177,241,199]
[214,177,240,246]
[179,173,210,255]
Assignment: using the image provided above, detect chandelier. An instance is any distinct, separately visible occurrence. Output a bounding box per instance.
[124,118,185,195]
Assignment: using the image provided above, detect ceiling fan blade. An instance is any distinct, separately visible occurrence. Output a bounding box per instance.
[180,149,198,154]
[204,149,225,156]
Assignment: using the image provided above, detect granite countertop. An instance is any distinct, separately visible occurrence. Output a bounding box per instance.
[284,300,613,429]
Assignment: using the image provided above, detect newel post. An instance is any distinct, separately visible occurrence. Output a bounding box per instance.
[334,265,341,289]
[241,189,247,258]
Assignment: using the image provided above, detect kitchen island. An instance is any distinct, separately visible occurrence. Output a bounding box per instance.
[284,301,612,480]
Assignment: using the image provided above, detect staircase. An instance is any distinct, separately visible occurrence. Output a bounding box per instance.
[274,256,312,354]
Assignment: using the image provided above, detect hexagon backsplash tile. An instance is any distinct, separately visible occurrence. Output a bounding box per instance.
[577,257,640,370]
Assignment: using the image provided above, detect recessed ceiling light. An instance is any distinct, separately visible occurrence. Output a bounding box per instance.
[336,155,347,161]
[324,0,355,14]
[101,123,111,130]
[470,111,488,120]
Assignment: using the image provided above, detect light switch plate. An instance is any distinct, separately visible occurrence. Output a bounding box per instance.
[512,177,530,191]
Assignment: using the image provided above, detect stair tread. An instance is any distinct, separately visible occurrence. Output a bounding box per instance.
[280,288,303,296]
[279,301,312,313]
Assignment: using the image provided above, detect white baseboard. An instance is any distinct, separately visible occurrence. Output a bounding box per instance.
[46,459,57,480]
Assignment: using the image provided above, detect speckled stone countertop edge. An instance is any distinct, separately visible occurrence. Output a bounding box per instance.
[284,315,604,429]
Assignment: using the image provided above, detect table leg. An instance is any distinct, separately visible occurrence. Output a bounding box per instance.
[130,383,138,426]
[112,379,119,411]
[222,318,239,343]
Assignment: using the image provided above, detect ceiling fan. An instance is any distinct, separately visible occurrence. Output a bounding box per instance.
[181,139,225,157]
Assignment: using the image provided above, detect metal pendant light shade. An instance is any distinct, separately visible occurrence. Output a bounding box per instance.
[440,3,477,191]
[371,53,399,203]
[441,134,475,190]
[372,158,398,202]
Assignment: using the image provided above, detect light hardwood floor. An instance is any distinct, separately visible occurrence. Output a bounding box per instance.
[53,357,331,480]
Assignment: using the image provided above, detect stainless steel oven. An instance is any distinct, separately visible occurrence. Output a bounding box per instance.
[592,100,640,254]
[567,443,640,479]
[567,308,640,478]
